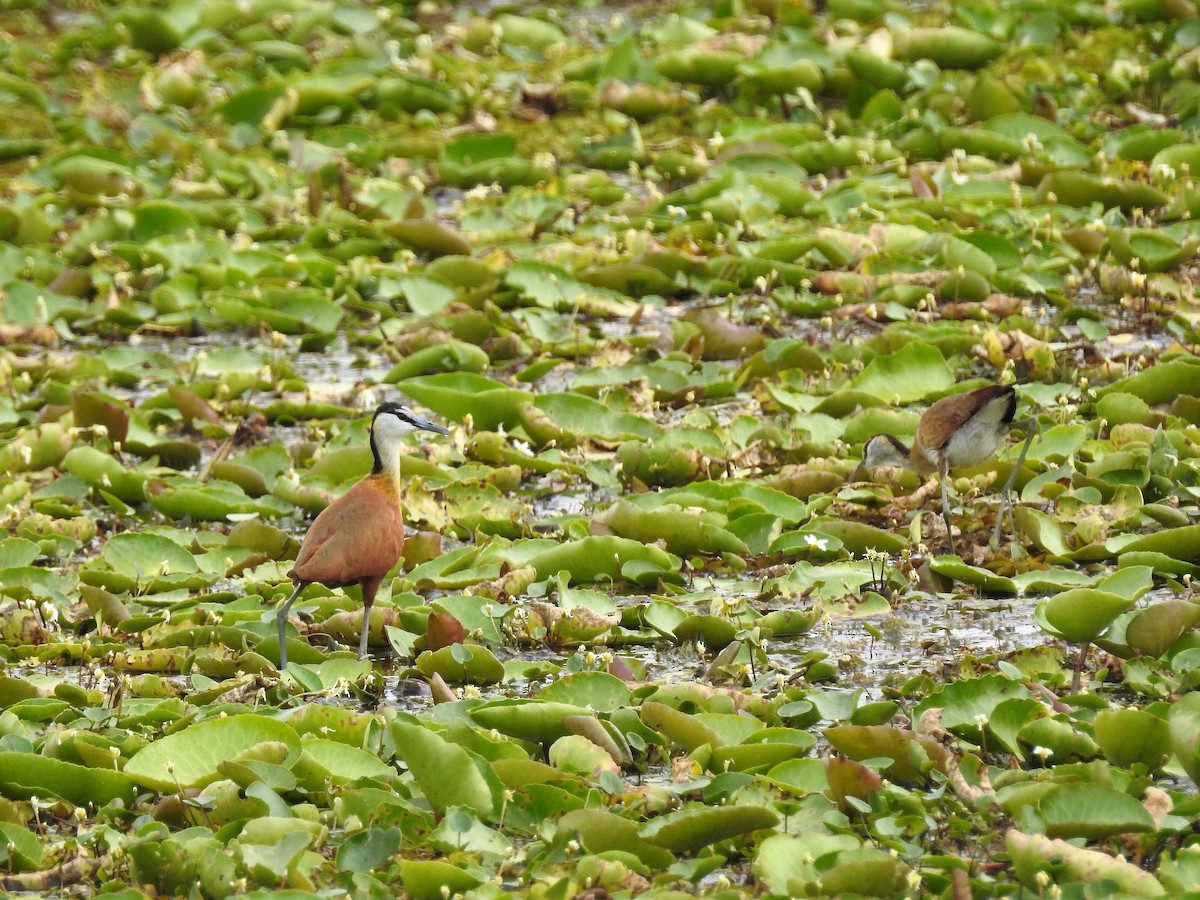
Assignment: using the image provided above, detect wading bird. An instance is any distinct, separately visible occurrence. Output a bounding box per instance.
[854,384,1035,554]
[277,402,450,669]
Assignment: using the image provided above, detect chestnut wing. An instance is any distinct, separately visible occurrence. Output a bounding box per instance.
[917,386,1013,455]
[292,479,405,587]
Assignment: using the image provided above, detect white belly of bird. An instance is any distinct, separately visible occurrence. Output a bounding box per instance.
[941,420,1004,471]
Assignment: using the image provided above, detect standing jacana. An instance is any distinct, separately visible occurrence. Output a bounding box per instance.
[854,384,1035,554]
[277,402,450,669]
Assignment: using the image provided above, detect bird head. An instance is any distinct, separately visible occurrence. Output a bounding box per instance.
[370,403,450,473]
[853,433,910,480]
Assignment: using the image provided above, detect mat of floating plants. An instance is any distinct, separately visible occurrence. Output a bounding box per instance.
[1,0,1200,896]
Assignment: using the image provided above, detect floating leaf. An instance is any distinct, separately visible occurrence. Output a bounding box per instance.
[390,721,498,816]
[1094,708,1170,772]
[124,715,302,791]
[1007,830,1164,897]
[1039,590,1134,644]
[639,803,779,851]
[0,752,138,805]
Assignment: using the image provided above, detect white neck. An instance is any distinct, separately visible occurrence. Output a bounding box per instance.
[372,415,416,488]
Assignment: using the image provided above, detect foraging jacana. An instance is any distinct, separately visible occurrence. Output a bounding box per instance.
[854,384,1035,554]
[277,402,450,669]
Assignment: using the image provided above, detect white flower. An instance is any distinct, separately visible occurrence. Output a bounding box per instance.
[804,534,828,551]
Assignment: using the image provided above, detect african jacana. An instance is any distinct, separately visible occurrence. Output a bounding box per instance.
[276,402,450,669]
[854,384,1035,554]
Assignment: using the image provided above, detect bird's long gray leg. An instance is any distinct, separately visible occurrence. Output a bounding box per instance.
[358,577,382,662]
[992,417,1037,549]
[939,458,956,556]
[358,610,371,661]
[277,582,305,670]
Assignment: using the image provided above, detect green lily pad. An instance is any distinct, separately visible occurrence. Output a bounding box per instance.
[639,803,779,851]
[124,714,302,791]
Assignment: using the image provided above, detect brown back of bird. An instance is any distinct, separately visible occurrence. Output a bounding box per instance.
[291,475,405,587]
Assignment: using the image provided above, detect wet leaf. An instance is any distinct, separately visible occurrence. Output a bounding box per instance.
[639,803,779,851]
[391,720,498,817]
[1008,830,1164,896]
[125,715,302,791]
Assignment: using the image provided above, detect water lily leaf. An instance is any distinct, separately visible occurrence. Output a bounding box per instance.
[0,752,137,805]
[1126,600,1200,658]
[810,519,906,555]
[133,202,198,243]
[710,741,806,774]
[1108,227,1194,272]
[390,721,498,817]
[548,734,620,779]
[824,724,950,784]
[0,674,41,708]
[147,478,287,521]
[639,803,779,851]
[100,532,198,581]
[0,423,72,473]
[469,700,591,744]
[753,832,864,896]
[672,615,738,650]
[655,48,742,87]
[0,822,43,871]
[72,391,130,444]
[398,373,528,431]
[1037,784,1156,839]
[1096,565,1154,601]
[1039,590,1133,643]
[814,848,910,897]
[496,13,565,49]
[1014,507,1071,557]
[894,26,1003,69]
[0,538,39,569]
[124,714,302,791]
[385,341,489,382]
[1016,716,1099,762]
[558,810,675,869]
[850,342,954,403]
[1170,692,1200,784]
[51,153,137,195]
[916,672,1032,744]
[536,672,631,712]
[757,608,819,638]
[336,826,403,874]
[525,536,678,584]
[739,45,825,94]
[1033,170,1166,213]
[1094,708,1170,772]
[928,558,1017,593]
[1109,525,1200,561]
[167,385,222,427]
[640,700,722,752]
[680,307,766,359]
[1007,830,1164,896]
[298,739,394,784]
[594,501,747,557]
[580,261,678,298]
[385,220,471,258]
[532,393,657,441]
[397,859,483,900]
[375,75,456,114]
[415,644,505,685]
